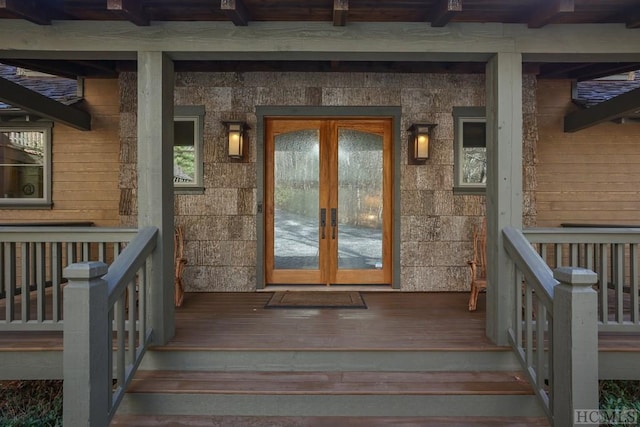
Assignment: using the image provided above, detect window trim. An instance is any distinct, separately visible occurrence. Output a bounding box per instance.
[0,121,53,208]
[453,107,486,195]
[174,105,205,194]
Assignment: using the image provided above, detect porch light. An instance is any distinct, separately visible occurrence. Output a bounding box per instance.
[223,121,249,159]
[407,123,436,164]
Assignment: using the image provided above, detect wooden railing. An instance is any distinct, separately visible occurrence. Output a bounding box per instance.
[0,226,137,330]
[524,227,640,332]
[503,227,599,426]
[63,226,158,426]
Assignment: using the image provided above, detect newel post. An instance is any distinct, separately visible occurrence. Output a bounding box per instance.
[552,266,599,427]
[63,262,110,427]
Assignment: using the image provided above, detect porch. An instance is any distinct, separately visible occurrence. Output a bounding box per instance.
[2,226,640,425]
[2,290,638,425]
[2,290,637,367]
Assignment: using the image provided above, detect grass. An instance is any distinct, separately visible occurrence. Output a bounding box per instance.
[0,380,62,427]
[600,380,640,412]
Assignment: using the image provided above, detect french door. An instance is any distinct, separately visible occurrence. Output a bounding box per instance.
[264,118,393,286]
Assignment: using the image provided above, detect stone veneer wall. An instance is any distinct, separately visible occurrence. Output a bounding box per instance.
[119,72,537,292]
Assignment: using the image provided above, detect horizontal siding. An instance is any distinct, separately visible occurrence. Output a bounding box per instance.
[536,79,640,227]
[0,78,121,226]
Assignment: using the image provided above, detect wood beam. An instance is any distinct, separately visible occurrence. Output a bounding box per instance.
[537,62,640,80]
[73,60,119,77]
[333,0,348,27]
[107,0,149,26]
[528,0,574,29]
[221,0,250,26]
[564,87,640,132]
[0,0,51,25]
[626,11,640,28]
[430,0,462,28]
[0,76,91,131]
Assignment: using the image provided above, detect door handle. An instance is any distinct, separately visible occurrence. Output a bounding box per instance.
[320,208,326,239]
[331,208,337,240]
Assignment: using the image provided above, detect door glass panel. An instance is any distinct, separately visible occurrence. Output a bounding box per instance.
[274,130,320,270]
[337,129,383,270]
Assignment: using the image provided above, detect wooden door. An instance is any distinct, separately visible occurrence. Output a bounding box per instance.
[265,118,393,286]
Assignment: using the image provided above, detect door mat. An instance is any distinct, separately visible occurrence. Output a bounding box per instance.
[265,291,367,309]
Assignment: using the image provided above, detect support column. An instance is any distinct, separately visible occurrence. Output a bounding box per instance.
[137,51,175,345]
[485,52,523,345]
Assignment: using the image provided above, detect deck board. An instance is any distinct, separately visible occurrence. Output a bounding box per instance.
[161,292,499,351]
[0,291,638,352]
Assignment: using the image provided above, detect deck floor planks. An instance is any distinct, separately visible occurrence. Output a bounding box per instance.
[0,291,638,352]
[161,292,498,351]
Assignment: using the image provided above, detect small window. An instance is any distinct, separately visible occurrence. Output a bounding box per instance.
[174,106,205,192]
[453,107,486,193]
[0,123,52,207]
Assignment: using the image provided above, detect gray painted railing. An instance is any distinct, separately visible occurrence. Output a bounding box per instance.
[524,228,640,332]
[63,226,158,427]
[503,227,599,427]
[0,227,137,330]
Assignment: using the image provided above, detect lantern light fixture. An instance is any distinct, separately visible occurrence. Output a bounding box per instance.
[407,123,437,164]
[223,121,249,159]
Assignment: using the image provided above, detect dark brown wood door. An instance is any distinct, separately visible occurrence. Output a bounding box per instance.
[265,118,393,286]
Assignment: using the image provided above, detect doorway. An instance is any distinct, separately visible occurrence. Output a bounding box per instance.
[264,118,393,286]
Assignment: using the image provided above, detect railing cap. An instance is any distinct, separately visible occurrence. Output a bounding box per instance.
[64,261,108,280]
[553,266,598,286]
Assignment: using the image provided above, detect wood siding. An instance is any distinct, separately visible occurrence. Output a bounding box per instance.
[0,79,120,226]
[536,80,640,226]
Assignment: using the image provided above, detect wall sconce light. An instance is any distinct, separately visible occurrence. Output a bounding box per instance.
[407,123,437,164]
[223,121,249,159]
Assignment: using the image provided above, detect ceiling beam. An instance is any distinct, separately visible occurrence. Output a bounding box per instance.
[221,0,250,26]
[431,0,462,28]
[564,86,640,132]
[537,62,640,80]
[333,0,348,26]
[107,0,149,26]
[528,0,574,29]
[0,0,51,25]
[73,60,119,77]
[0,76,91,131]
[627,11,640,28]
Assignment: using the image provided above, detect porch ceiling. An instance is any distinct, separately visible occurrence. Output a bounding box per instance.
[0,0,639,80]
[1,0,639,28]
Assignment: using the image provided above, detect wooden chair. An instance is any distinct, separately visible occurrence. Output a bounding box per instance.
[467,219,487,311]
[174,225,187,307]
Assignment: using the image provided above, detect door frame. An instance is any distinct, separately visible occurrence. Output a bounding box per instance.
[256,106,402,289]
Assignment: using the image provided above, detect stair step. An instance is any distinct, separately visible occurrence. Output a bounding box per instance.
[141,348,523,372]
[111,415,550,426]
[128,370,533,395]
[117,369,544,418]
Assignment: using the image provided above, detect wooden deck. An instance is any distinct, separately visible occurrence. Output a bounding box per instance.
[0,291,639,352]
[162,291,497,351]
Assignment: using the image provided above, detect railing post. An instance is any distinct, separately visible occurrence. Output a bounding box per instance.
[552,266,599,427]
[63,261,110,427]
